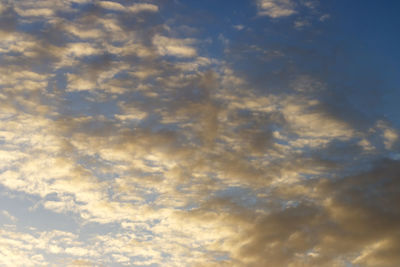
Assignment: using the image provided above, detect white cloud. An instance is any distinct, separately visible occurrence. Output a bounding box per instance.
[98,1,125,11]
[294,19,310,28]
[128,3,159,13]
[233,24,245,30]
[377,121,398,149]
[358,138,375,151]
[320,14,331,21]
[98,2,159,13]
[65,42,101,58]
[153,35,197,57]
[256,0,297,18]
[280,96,354,140]
[1,211,17,222]
[15,7,55,17]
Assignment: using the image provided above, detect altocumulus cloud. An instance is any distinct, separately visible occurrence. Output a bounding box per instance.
[0,0,399,266]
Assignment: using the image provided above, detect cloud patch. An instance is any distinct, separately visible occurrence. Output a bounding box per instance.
[153,35,197,57]
[256,0,297,18]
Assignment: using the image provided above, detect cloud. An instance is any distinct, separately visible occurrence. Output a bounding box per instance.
[128,3,159,13]
[280,95,355,140]
[233,24,245,31]
[256,0,297,18]
[0,0,398,266]
[153,35,197,57]
[320,14,331,21]
[98,1,125,11]
[1,211,17,222]
[15,7,55,17]
[0,228,88,266]
[377,121,398,149]
[98,1,159,13]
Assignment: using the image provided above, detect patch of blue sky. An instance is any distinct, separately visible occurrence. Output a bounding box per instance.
[322,1,400,127]
[0,188,78,232]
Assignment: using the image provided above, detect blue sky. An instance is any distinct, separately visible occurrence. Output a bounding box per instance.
[0,0,399,266]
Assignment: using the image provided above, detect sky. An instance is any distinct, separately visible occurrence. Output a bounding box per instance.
[0,0,400,266]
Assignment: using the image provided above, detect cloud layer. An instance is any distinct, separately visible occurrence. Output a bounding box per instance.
[0,0,399,266]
